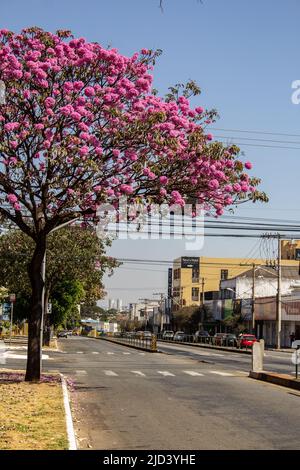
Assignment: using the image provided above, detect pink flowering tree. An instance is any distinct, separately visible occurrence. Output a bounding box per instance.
[0,27,267,381]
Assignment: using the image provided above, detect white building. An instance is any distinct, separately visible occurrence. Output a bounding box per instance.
[220,266,300,347]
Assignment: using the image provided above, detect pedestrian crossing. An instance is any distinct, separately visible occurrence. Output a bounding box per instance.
[78,369,243,378]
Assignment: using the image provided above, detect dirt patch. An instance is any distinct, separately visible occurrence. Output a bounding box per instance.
[0,370,68,450]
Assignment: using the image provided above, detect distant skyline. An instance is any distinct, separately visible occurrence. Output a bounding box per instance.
[2,0,300,306]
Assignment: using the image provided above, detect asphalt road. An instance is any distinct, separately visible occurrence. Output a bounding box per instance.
[157,341,296,375]
[2,336,300,450]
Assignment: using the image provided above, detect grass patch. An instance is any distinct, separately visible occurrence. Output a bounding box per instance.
[0,370,68,450]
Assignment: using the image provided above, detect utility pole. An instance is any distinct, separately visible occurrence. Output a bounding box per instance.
[252,264,256,334]
[201,278,205,307]
[153,292,165,333]
[276,234,282,349]
[138,298,151,331]
[200,277,205,328]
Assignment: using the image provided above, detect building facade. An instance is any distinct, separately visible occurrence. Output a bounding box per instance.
[172,256,265,310]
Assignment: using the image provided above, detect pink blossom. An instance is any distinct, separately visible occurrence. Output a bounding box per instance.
[159,176,168,184]
[4,122,20,132]
[79,146,89,156]
[84,86,95,97]
[7,194,18,204]
[244,161,252,170]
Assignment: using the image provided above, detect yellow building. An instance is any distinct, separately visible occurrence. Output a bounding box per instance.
[172,252,300,310]
[281,239,300,260]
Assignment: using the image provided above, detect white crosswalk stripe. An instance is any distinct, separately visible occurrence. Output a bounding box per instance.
[76,351,83,354]
[107,352,115,355]
[91,352,99,354]
[209,371,234,377]
[123,352,131,355]
[131,371,146,377]
[75,370,87,375]
[157,371,175,377]
[104,370,118,376]
[139,353,145,356]
[183,370,204,376]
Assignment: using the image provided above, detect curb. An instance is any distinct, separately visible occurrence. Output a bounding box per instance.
[157,339,252,355]
[60,374,77,450]
[89,336,158,353]
[249,370,300,391]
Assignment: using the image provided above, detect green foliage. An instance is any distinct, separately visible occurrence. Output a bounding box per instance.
[51,279,84,328]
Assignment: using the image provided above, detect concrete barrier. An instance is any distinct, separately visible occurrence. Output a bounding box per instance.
[249,371,300,391]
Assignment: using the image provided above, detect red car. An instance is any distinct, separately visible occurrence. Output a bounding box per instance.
[238,334,257,349]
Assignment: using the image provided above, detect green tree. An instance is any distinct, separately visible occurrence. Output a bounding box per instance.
[51,279,84,329]
[0,226,118,312]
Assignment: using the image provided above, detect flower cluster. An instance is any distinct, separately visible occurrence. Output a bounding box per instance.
[0,27,265,227]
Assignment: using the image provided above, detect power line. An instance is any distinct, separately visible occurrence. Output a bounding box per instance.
[211,127,300,138]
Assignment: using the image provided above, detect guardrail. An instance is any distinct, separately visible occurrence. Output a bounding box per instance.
[156,333,253,351]
[98,334,157,352]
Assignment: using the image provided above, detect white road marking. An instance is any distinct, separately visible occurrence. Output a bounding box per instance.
[75,370,87,375]
[131,371,146,377]
[209,371,234,377]
[76,351,83,354]
[104,370,118,376]
[139,353,145,356]
[183,370,204,376]
[91,352,99,354]
[123,352,131,355]
[157,371,175,377]
[107,352,115,355]
[4,353,50,360]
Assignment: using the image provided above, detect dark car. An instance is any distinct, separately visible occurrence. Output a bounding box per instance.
[194,330,210,343]
[222,333,238,347]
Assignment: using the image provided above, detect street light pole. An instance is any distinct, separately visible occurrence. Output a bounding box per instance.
[40,217,79,372]
[276,234,282,349]
[252,264,256,334]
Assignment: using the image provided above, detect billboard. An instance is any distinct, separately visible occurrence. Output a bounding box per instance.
[168,268,172,298]
[181,257,199,269]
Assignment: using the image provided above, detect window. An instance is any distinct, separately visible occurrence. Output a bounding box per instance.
[192,267,199,283]
[221,269,229,280]
[192,287,199,301]
[174,268,181,280]
[204,291,213,301]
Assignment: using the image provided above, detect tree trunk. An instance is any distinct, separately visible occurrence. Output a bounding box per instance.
[25,234,46,382]
[43,287,51,346]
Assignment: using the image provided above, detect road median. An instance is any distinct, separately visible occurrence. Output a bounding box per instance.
[249,370,300,391]
[0,370,72,450]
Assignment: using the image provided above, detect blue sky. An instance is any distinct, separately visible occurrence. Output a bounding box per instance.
[2,0,300,305]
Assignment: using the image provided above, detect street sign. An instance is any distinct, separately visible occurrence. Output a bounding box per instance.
[9,293,16,303]
[292,340,300,348]
[181,257,199,269]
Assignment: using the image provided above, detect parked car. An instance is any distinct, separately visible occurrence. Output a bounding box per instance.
[162,330,174,340]
[194,330,210,343]
[238,334,257,349]
[222,333,237,347]
[57,330,68,338]
[135,331,144,339]
[173,331,186,341]
[142,331,153,339]
[213,332,227,346]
